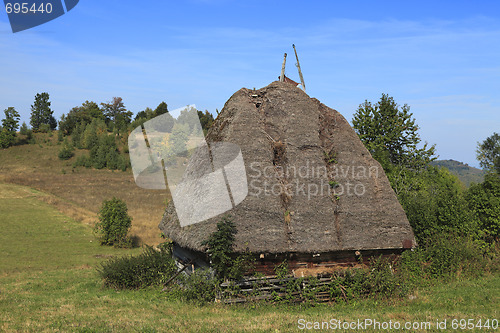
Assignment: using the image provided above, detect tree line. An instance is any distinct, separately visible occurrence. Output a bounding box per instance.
[0,92,215,171]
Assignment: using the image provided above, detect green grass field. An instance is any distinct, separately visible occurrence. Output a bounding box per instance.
[0,182,498,332]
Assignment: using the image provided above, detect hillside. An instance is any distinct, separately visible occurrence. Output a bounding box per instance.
[430,159,486,187]
[0,132,168,245]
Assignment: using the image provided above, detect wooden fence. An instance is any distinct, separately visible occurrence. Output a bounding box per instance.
[216,274,348,304]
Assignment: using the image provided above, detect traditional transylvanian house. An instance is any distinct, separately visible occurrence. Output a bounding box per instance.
[159,81,416,276]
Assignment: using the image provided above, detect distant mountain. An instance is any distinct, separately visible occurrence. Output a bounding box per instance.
[430,159,486,187]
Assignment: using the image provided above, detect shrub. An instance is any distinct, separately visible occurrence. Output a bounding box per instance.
[26,129,35,144]
[19,122,28,135]
[170,269,220,304]
[117,154,128,171]
[420,233,488,278]
[201,216,253,280]
[389,166,476,243]
[95,197,132,246]
[0,130,14,148]
[399,232,493,282]
[58,144,74,160]
[73,154,92,168]
[38,123,51,133]
[97,245,176,289]
[466,173,500,242]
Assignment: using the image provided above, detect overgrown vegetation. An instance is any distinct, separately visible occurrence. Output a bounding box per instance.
[217,233,497,305]
[97,245,176,289]
[353,94,500,248]
[201,216,253,281]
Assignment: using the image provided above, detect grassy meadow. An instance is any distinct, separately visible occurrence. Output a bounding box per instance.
[0,134,498,332]
[0,181,498,332]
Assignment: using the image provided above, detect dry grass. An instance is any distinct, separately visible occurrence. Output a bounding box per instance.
[0,132,170,245]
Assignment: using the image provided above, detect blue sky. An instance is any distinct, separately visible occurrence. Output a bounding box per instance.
[1,1,499,167]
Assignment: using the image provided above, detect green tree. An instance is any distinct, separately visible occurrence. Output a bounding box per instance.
[30,92,56,131]
[466,171,500,242]
[101,97,132,134]
[153,102,169,117]
[2,107,20,133]
[201,216,239,280]
[169,123,189,156]
[392,165,476,243]
[0,107,20,148]
[476,132,500,174]
[59,100,104,135]
[351,95,484,245]
[198,110,214,134]
[81,119,105,150]
[19,122,28,135]
[352,94,436,170]
[90,135,121,170]
[134,107,154,121]
[58,140,74,160]
[95,197,132,246]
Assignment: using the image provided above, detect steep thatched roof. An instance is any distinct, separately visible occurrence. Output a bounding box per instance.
[159,81,415,254]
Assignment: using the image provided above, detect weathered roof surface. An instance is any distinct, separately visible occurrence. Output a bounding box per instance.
[159,81,415,254]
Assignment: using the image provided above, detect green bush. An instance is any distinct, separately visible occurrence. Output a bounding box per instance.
[421,233,488,278]
[169,269,220,304]
[58,144,74,160]
[201,216,253,280]
[466,173,500,242]
[387,165,476,243]
[97,245,176,289]
[19,122,29,135]
[0,130,14,148]
[95,197,132,246]
[71,121,85,148]
[26,129,35,144]
[399,232,494,282]
[38,123,51,133]
[73,154,92,168]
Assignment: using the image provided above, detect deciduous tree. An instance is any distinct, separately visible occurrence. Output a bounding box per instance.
[476,132,500,174]
[59,100,104,135]
[100,97,132,134]
[352,94,435,170]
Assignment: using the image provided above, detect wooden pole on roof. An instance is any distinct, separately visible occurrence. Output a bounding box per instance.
[292,44,306,92]
[280,53,287,82]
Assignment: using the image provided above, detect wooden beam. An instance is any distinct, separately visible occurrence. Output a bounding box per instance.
[292,44,306,92]
[280,53,287,82]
